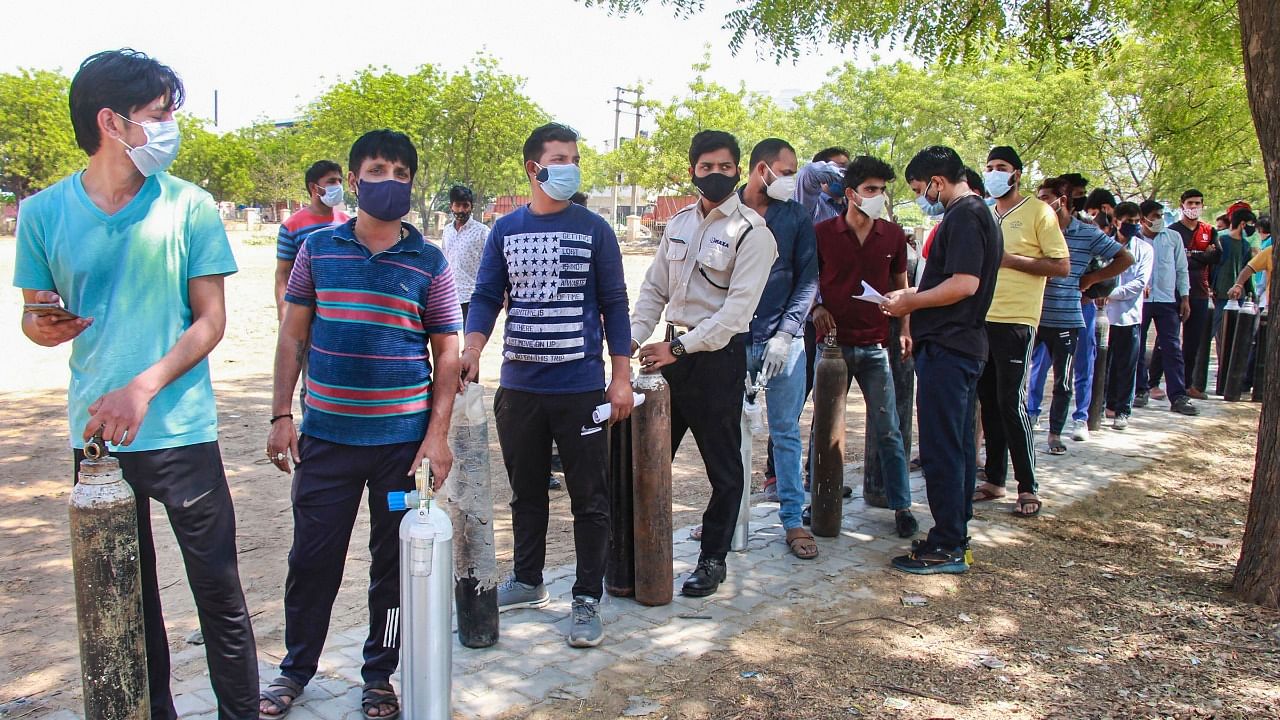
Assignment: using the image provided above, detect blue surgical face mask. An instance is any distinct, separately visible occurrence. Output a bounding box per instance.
[915,180,945,216]
[356,178,412,221]
[983,169,1014,199]
[827,179,845,199]
[319,184,344,208]
[115,113,180,177]
[1120,221,1140,239]
[534,162,582,201]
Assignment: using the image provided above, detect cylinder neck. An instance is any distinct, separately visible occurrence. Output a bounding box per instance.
[78,456,122,484]
[821,330,842,359]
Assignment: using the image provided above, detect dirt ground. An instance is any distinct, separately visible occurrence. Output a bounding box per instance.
[0,231,834,717]
[519,408,1280,719]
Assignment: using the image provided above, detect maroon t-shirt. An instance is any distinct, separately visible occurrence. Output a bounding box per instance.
[814,214,908,347]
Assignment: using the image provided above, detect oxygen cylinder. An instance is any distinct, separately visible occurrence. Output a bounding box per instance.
[811,331,848,538]
[443,383,499,648]
[70,438,149,720]
[605,408,635,597]
[1217,305,1240,395]
[731,391,752,553]
[1225,303,1258,401]
[864,317,914,507]
[631,371,673,606]
[1088,311,1110,431]
[1252,311,1268,402]
[389,462,453,720]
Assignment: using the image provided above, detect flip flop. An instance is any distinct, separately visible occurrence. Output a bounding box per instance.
[786,527,819,559]
[973,485,1005,502]
[1014,495,1043,517]
[1048,437,1067,455]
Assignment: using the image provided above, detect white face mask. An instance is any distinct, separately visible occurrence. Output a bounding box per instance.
[1182,206,1202,220]
[115,113,180,177]
[319,184,344,207]
[1150,217,1166,233]
[765,166,797,202]
[983,170,1014,199]
[854,193,887,220]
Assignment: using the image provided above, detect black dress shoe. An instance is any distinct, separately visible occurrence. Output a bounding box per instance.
[895,510,919,538]
[681,557,727,597]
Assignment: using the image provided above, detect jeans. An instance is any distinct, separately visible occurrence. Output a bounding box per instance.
[1152,297,1210,392]
[748,335,807,530]
[914,342,984,550]
[1106,324,1142,415]
[978,322,1037,494]
[1073,302,1097,422]
[821,344,911,510]
[1137,302,1187,402]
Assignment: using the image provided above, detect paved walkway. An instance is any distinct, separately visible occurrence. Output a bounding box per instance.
[50,399,1230,720]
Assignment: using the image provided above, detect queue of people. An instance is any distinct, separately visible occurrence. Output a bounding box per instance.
[14,48,1265,720]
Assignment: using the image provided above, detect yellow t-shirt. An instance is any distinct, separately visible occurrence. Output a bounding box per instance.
[986,197,1070,326]
[1247,245,1272,274]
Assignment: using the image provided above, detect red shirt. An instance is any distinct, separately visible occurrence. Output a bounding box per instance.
[814,214,908,347]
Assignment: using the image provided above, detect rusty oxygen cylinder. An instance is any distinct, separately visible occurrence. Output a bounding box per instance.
[631,370,673,606]
[605,391,636,597]
[811,330,848,538]
[1088,311,1110,431]
[864,317,913,507]
[70,436,149,720]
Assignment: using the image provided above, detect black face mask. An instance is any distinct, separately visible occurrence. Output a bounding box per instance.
[454,211,470,223]
[1072,196,1087,212]
[693,172,740,203]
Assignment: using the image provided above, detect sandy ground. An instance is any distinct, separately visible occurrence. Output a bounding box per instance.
[0,230,862,715]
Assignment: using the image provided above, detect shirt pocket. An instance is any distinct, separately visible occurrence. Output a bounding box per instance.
[696,237,736,289]
[666,239,689,262]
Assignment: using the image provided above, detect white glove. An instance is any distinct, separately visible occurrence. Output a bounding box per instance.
[759,332,793,384]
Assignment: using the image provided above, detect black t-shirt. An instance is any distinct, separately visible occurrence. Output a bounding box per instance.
[911,194,1003,360]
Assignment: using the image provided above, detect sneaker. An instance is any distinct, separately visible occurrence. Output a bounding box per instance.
[894,510,919,538]
[567,596,603,648]
[548,475,562,490]
[1070,419,1090,442]
[912,538,973,566]
[1133,391,1149,408]
[1171,396,1200,416]
[497,576,550,612]
[892,543,970,575]
[1150,387,1167,401]
[1029,413,1042,431]
[1112,413,1129,431]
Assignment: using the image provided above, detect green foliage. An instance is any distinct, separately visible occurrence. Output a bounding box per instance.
[168,116,255,202]
[0,69,81,203]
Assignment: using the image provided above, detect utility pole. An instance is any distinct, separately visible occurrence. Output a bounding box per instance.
[610,86,642,229]
[213,89,219,127]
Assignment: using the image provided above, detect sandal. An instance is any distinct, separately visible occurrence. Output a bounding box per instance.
[689,525,703,541]
[786,527,819,559]
[1047,436,1067,455]
[361,680,400,720]
[259,677,304,719]
[972,484,1005,502]
[1014,494,1042,517]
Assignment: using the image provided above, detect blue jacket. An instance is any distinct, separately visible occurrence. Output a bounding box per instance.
[746,195,818,344]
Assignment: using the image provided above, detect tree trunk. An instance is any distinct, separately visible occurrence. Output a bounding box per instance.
[1232,0,1280,609]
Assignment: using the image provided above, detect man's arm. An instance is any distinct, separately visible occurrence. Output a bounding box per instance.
[20,289,93,346]
[274,259,294,323]
[84,274,229,445]
[629,229,674,350]
[413,331,460,487]
[1081,249,1135,290]
[265,301,313,472]
[1109,245,1153,302]
[1001,253,1070,277]
[593,222,636,423]
[1174,238,1190,297]
[676,226,779,354]
[882,274,980,317]
[778,210,819,338]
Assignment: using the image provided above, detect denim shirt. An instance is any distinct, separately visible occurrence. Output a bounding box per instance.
[747,196,818,344]
[1145,228,1189,303]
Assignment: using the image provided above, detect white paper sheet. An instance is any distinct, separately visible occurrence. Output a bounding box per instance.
[592,392,647,424]
[853,280,889,304]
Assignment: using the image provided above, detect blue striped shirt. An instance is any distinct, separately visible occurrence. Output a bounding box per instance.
[1039,218,1123,328]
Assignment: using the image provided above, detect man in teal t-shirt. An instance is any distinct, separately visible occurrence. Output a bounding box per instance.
[12,50,257,720]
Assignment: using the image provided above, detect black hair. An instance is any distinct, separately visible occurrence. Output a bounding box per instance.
[1216,213,1230,226]
[904,146,965,184]
[69,49,185,155]
[1038,175,1071,199]
[843,155,895,191]
[1259,215,1271,234]
[449,184,475,205]
[1114,201,1141,220]
[1085,188,1117,211]
[1138,199,1164,218]
[305,160,342,193]
[688,130,741,166]
[811,146,850,163]
[1231,208,1258,228]
[963,167,985,196]
[570,192,589,206]
[522,122,579,165]
[1094,211,1113,231]
[1180,188,1204,203]
[1060,172,1089,190]
[348,129,418,180]
[748,138,795,170]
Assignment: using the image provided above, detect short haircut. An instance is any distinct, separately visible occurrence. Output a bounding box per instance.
[1216,214,1230,225]
[570,191,589,206]
[69,49,185,155]
[1038,175,1071,199]
[748,138,795,170]
[904,146,965,184]
[523,122,579,165]
[1180,188,1204,203]
[1085,187,1117,211]
[1259,215,1272,234]
[348,129,418,180]
[449,184,475,205]
[688,130,740,166]
[1138,199,1164,218]
[963,167,985,196]
[1231,208,1258,228]
[811,146,850,163]
[1114,201,1141,220]
[843,155,895,191]
[305,160,342,193]
[1060,172,1089,189]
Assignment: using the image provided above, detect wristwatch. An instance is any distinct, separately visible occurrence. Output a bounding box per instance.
[670,337,686,357]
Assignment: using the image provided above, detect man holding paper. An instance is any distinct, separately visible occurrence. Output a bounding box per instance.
[810,155,918,538]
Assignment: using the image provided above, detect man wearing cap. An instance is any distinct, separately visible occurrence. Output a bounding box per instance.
[972,146,1069,519]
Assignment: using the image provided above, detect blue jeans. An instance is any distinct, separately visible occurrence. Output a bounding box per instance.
[914,342,984,550]
[1073,302,1097,421]
[812,344,911,511]
[748,336,807,530]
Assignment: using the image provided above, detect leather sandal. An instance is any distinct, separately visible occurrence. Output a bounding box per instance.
[786,527,819,559]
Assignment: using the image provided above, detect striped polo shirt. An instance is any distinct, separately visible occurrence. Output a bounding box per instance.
[285,219,462,445]
[277,206,350,261]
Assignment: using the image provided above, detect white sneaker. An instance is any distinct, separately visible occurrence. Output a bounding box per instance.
[1070,419,1089,442]
[1029,413,1041,431]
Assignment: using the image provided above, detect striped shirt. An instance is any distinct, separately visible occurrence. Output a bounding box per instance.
[466,203,630,394]
[277,207,350,262]
[285,219,462,445]
[1039,218,1123,328]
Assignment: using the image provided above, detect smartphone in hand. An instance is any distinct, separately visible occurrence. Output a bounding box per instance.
[23,302,81,322]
